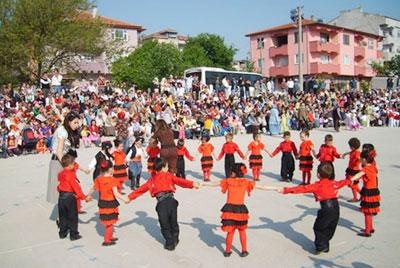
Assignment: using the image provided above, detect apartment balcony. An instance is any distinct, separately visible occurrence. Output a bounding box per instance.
[354,65,366,76]
[270,65,289,77]
[354,46,365,58]
[269,45,288,58]
[310,62,340,74]
[309,41,339,54]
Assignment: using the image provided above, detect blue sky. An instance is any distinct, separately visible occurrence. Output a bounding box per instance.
[97,0,400,59]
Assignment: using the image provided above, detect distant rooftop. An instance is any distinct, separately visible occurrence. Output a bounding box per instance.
[78,11,145,32]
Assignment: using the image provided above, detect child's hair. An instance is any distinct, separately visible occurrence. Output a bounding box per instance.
[325,134,333,142]
[225,132,233,139]
[362,143,375,154]
[231,163,247,177]
[154,157,167,172]
[360,151,374,164]
[201,135,210,142]
[134,137,144,145]
[114,138,122,147]
[253,132,260,140]
[101,141,112,151]
[348,137,361,150]
[317,162,333,180]
[177,139,184,147]
[283,131,291,137]
[100,160,113,173]
[61,154,75,168]
[300,130,309,137]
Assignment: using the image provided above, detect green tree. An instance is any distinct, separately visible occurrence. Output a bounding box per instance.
[372,55,400,77]
[243,60,255,72]
[181,44,212,70]
[112,40,183,89]
[183,33,237,69]
[0,0,107,85]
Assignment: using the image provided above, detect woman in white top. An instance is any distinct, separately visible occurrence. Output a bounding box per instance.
[46,112,80,222]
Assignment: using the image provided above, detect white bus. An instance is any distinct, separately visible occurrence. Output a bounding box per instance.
[184,67,263,93]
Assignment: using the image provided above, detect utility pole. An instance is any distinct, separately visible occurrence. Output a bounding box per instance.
[291,7,304,91]
[298,6,303,92]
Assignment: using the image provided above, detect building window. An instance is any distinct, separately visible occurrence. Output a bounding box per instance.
[257,37,264,49]
[294,53,304,64]
[294,32,303,43]
[343,55,350,65]
[112,29,128,41]
[367,38,374,49]
[343,34,350,45]
[276,56,288,67]
[320,54,330,64]
[258,58,265,69]
[320,33,330,43]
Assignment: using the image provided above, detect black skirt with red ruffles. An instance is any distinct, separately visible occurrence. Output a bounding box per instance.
[220,203,249,232]
[201,156,213,171]
[98,199,120,225]
[360,187,380,215]
[249,154,263,169]
[299,155,313,171]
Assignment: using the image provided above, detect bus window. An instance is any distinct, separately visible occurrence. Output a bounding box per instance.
[186,72,201,81]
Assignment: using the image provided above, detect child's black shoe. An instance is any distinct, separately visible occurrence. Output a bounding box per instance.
[240,251,249,257]
[70,234,82,241]
[102,241,116,246]
[223,251,232,257]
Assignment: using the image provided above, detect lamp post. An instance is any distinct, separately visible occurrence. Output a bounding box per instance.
[291,7,304,92]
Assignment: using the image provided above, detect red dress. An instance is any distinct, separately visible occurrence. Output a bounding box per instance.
[248,141,264,170]
[220,178,255,232]
[299,140,314,172]
[95,176,120,225]
[146,146,160,174]
[112,151,128,183]
[360,165,380,215]
[198,143,214,171]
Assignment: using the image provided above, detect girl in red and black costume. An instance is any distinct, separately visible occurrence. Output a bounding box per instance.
[203,163,271,257]
[245,133,271,181]
[112,139,128,192]
[87,160,129,246]
[176,139,195,178]
[342,138,362,202]
[217,133,245,178]
[146,137,160,176]
[298,130,315,185]
[198,136,216,181]
[349,149,380,237]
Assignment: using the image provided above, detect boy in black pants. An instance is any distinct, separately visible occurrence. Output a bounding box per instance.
[57,154,89,240]
[273,162,350,254]
[127,158,200,250]
[270,131,298,182]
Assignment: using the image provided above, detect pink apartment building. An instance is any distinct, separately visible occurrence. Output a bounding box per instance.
[246,19,384,79]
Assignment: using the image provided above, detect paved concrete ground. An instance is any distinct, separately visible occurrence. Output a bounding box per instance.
[0,128,399,268]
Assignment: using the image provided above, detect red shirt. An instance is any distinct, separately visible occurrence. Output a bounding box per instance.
[146,146,160,158]
[218,141,245,159]
[247,141,265,155]
[57,168,86,200]
[360,165,378,189]
[220,178,255,205]
[198,143,214,157]
[348,149,361,171]
[283,178,350,201]
[94,175,119,201]
[112,150,126,166]
[318,144,341,162]
[271,140,298,157]
[128,171,194,200]
[177,146,194,160]
[299,140,314,157]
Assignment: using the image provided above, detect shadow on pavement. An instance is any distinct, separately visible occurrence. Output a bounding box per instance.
[118,211,164,244]
[180,217,240,255]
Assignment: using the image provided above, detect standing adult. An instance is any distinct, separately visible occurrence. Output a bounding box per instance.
[51,68,63,95]
[46,111,80,222]
[40,72,51,97]
[152,119,178,173]
[268,105,281,135]
[332,105,343,132]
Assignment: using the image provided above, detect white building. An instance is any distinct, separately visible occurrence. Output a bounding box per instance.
[329,7,400,61]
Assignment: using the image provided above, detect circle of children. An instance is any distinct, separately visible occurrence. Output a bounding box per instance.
[2,75,382,257]
[58,126,380,257]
